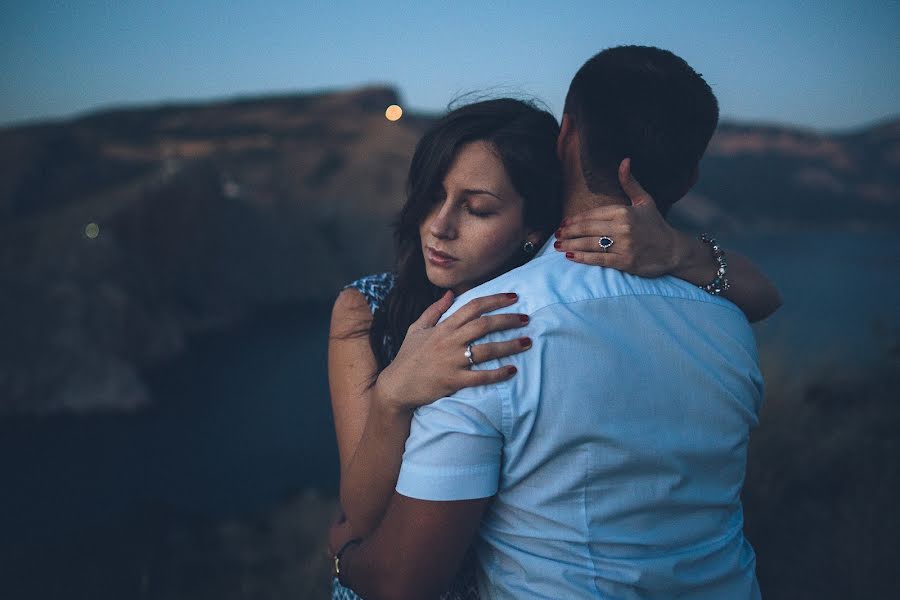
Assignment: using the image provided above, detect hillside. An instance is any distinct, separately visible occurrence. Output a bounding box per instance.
[0,87,429,414]
[674,118,900,231]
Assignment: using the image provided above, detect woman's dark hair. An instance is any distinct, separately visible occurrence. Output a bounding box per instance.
[369,98,563,372]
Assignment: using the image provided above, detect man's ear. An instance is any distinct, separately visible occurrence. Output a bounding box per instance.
[557,113,574,161]
[688,165,699,189]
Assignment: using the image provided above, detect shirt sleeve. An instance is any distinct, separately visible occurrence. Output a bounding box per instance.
[396,383,506,501]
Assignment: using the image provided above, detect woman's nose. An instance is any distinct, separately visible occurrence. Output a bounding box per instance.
[428,201,457,239]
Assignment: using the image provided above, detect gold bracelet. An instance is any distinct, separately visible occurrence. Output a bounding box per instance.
[333,538,362,579]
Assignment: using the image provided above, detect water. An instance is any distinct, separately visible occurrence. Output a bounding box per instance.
[1,231,897,555]
[0,303,338,546]
[735,231,900,369]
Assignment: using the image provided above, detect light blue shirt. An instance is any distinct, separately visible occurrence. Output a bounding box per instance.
[396,236,763,599]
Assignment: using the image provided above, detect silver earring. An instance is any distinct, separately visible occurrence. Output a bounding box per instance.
[522,240,536,255]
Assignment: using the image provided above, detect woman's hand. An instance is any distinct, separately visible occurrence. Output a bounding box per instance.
[375,291,530,413]
[554,158,782,322]
[554,158,690,276]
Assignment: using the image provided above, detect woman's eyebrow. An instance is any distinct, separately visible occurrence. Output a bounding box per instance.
[462,188,504,201]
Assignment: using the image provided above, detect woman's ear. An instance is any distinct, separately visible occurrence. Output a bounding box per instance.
[526,229,544,248]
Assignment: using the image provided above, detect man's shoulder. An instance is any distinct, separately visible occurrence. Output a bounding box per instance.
[447,250,743,320]
[442,252,561,319]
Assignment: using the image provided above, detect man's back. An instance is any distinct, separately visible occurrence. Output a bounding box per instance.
[397,238,763,599]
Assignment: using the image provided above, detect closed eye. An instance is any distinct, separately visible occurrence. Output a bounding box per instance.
[467,207,495,217]
[463,190,500,217]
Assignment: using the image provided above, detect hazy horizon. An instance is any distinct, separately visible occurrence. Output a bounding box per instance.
[2,81,897,136]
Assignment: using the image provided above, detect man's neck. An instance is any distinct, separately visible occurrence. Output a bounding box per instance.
[562,189,630,221]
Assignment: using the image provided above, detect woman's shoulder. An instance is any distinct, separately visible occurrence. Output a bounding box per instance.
[342,272,396,315]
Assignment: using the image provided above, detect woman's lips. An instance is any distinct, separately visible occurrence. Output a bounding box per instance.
[425,246,458,267]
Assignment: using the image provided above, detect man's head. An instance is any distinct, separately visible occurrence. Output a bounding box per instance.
[562,45,719,215]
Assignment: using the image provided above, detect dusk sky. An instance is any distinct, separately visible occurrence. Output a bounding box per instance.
[1,0,897,131]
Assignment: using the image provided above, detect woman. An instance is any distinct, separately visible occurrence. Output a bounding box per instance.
[329,99,779,599]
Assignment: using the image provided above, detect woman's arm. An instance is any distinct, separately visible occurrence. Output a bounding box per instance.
[329,289,412,538]
[329,289,530,537]
[554,159,782,322]
[328,289,381,480]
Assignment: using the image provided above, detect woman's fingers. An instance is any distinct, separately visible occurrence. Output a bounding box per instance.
[461,364,519,387]
[556,220,631,242]
[442,292,519,329]
[555,220,634,269]
[412,289,455,329]
[458,312,529,344]
[563,250,624,268]
[469,337,532,364]
[555,234,630,255]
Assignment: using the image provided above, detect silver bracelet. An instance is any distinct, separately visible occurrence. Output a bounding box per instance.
[698,233,730,295]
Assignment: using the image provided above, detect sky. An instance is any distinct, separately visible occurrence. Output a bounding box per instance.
[1,0,897,131]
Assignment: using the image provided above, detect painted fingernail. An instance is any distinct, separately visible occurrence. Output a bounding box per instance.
[519,337,532,348]
[505,292,518,299]
[507,366,518,376]
[555,228,562,237]
[553,240,562,249]
[519,314,529,323]
[565,252,575,259]
[561,217,570,226]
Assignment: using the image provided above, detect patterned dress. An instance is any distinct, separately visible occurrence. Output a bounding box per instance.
[331,273,479,600]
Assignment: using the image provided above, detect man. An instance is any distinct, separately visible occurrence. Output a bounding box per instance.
[332,45,763,599]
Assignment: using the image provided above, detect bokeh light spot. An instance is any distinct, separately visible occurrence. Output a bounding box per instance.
[84,222,100,239]
[385,104,403,121]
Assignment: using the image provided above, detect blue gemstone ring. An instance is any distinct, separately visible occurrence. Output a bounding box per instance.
[598,236,615,252]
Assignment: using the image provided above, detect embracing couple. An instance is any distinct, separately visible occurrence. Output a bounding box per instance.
[328,45,779,599]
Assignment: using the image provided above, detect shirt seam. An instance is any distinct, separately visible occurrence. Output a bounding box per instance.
[498,375,513,440]
[400,461,499,476]
[527,287,746,321]
[472,246,745,319]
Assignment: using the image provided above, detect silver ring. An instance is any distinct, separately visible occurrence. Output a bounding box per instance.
[598,236,614,252]
[464,344,475,366]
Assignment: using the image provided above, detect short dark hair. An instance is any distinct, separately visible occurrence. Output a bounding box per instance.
[369,98,562,371]
[564,45,719,215]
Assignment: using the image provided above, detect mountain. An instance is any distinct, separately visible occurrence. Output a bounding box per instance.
[671,118,900,231]
[0,87,897,414]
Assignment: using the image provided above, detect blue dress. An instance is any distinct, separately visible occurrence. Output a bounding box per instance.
[331,273,479,600]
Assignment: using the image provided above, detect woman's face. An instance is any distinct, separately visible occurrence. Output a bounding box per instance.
[419,141,540,295]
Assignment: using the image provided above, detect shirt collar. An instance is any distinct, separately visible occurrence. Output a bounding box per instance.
[534,234,558,260]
